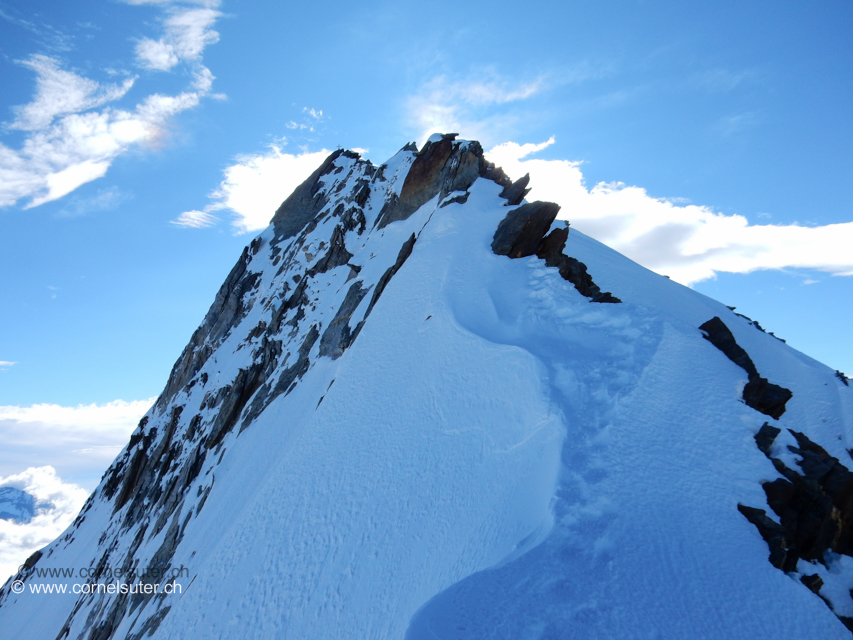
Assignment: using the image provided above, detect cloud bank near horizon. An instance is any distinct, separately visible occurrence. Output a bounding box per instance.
[0,466,89,585]
[0,398,154,491]
[487,138,853,285]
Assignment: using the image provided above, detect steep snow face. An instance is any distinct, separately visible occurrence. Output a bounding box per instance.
[1,134,852,639]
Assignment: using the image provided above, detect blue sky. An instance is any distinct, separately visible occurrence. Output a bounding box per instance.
[0,0,851,494]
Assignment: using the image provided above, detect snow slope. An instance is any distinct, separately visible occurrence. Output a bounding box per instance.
[1,135,851,639]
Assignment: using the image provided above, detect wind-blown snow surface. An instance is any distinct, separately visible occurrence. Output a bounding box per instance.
[1,138,851,639]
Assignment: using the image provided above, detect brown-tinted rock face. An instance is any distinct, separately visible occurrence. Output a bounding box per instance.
[375,135,491,229]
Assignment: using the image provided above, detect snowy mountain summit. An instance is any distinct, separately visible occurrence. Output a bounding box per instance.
[2,134,853,639]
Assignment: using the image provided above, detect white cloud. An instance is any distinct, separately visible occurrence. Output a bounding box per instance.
[0,362,15,368]
[135,7,221,72]
[1,76,210,209]
[0,466,89,585]
[179,142,331,234]
[172,209,218,228]
[10,55,136,131]
[487,138,853,285]
[0,398,154,491]
[135,38,179,72]
[406,74,546,147]
[1,1,222,210]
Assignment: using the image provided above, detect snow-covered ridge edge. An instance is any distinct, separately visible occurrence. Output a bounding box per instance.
[1,132,851,639]
[0,133,617,639]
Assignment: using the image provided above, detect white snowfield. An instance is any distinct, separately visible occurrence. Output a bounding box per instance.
[1,138,851,639]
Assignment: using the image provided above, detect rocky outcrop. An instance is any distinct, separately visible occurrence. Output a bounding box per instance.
[492,204,620,303]
[499,173,530,206]
[0,135,662,639]
[155,246,261,413]
[699,317,792,418]
[740,424,853,632]
[365,233,417,318]
[271,149,356,241]
[319,282,370,360]
[375,134,489,229]
[535,228,621,303]
[491,201,561,258]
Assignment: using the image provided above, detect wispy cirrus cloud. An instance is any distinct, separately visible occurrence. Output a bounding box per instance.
[57,186,131,218]
[0,362,15,368]
[693,67,758,94]
[404,63,615,147]
[134,4,221,71]
[0,1,223,210]
[715,111,760,137]
[405,73,548,146]
[488,138,853,285]
[9,56,136,131]
[174,140,331,233]
[171,209,218,228]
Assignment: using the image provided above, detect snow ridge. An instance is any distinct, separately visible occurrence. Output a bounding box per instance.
[0,134,851,639]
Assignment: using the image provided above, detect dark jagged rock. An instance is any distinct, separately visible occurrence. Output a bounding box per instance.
[499,173,531,206]
[755,423,781,457]
[491,201,561,258]
[22,549,42,571]
[492,211,620,303]
[155,246,261,413]
[319,282,371,360]
[206,363,266,450]
[838,370,850,386]
[271,149,349,241]
[480,162,512,190]
[535,228,620,303]
[242,324,320,429]
[365,234,417,319]
[742,378,793,420]
[699,316,792,418]
[440,192,469,208]
[800,574,824,595]
[737,504,795,571]
[443,140,483,196]
[741,425,853,629]
[699,317,759,379]
[307,225,353,276]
